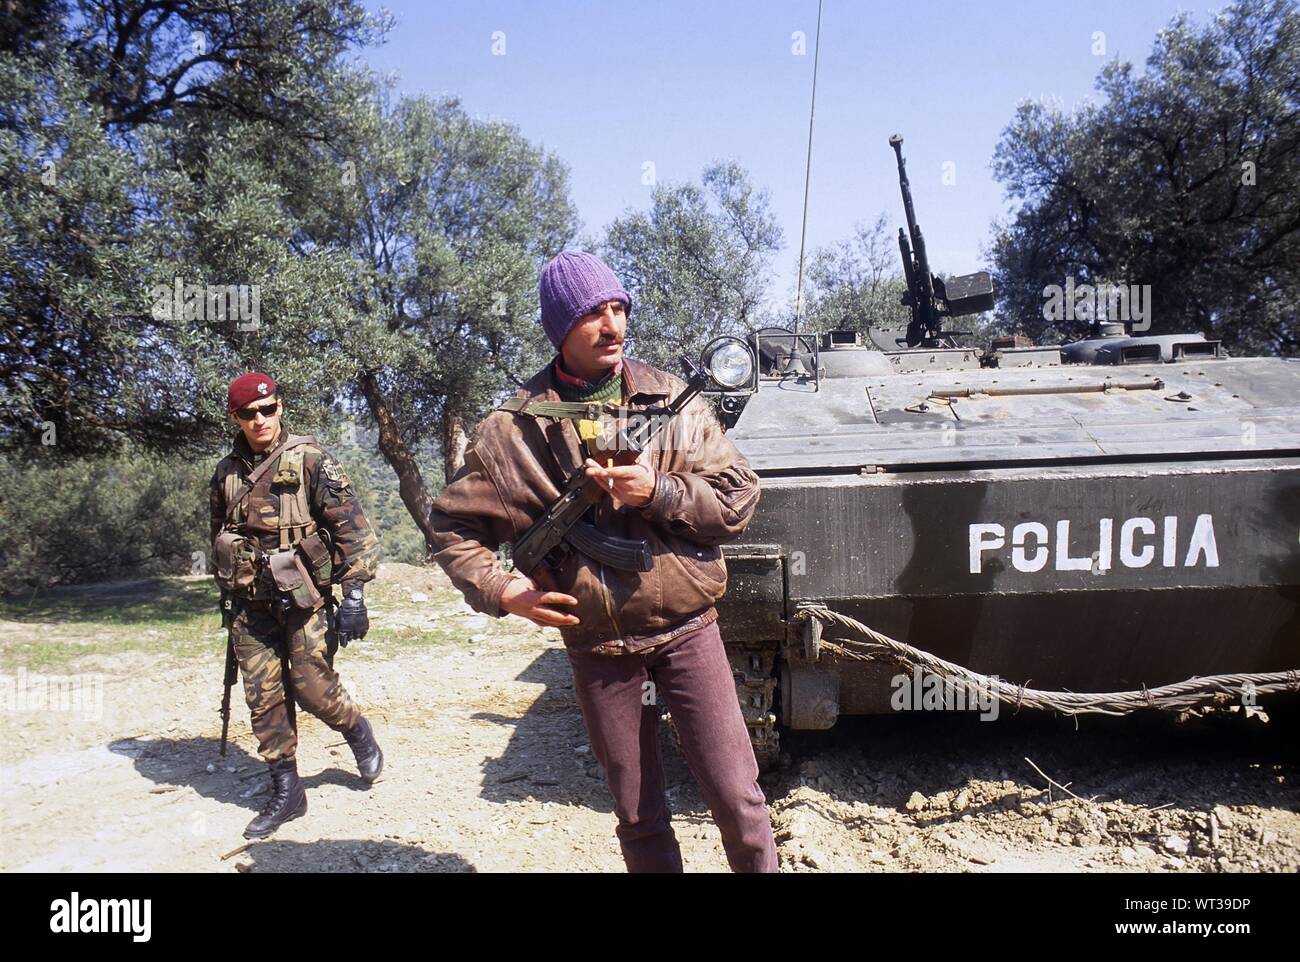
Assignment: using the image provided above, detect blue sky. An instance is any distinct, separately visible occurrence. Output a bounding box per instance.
[362,1,1215,315]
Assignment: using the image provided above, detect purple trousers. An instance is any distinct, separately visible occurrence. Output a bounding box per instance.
[566,620,779,873]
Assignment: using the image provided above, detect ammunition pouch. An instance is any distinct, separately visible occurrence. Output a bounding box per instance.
[295,529,334,590]
[267,549,324,612]
[213,530,260,593]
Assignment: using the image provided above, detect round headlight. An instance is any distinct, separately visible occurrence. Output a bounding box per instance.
[707,340,754,390]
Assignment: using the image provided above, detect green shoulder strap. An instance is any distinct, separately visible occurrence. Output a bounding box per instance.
[497,396,618,421]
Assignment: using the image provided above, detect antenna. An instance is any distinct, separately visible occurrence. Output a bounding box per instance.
[792,0,823,335]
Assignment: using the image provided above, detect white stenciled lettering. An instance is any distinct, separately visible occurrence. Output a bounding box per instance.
[1094,517,1113,572]
[1162,515,1178,567]
[969,523,1004,574]
[968,513,1219,575]
[1011,522,1049,572]
[1119,517,1155,567]
[1054,520,1092,571]
[1184,513,1219,568]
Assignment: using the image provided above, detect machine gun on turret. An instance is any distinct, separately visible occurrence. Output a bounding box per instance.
[889,134,995,347]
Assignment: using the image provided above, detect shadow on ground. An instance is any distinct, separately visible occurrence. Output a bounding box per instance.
[110,735,375,813]
[470,647,701,816]
[241,838,474,873]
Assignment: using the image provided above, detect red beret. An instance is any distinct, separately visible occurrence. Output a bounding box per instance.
[227,372,277,413]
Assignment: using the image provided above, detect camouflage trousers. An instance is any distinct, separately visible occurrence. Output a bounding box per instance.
[231,598,361,762]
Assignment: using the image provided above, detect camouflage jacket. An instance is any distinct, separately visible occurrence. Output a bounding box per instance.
[429,357,761,652]
[209,425,381,593]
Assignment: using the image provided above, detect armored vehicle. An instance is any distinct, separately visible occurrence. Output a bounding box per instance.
[701,137,1300,767]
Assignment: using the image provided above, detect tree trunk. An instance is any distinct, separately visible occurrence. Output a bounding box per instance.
[442,410,468,484]
[357,372,439,556]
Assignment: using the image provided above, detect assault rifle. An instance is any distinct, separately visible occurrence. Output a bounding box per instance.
[218,591,237,756]
[510,357,710,576]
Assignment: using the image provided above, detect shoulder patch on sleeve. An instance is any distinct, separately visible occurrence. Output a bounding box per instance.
[319,454,351,489]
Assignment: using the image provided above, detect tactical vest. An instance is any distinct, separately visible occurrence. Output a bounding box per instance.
[220,439,318,550]
[213,435,332,606]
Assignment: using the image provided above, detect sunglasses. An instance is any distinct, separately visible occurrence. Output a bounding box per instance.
[234,399,280,421]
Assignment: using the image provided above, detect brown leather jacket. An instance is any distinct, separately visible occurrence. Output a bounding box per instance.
[429,357,761,652]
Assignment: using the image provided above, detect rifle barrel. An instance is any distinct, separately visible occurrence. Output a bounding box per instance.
[219,631,236,756]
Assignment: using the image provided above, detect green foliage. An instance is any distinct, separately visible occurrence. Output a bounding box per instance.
[0,51,161,455]
[602,162,784,368]
[0,420,436,591]
[1,2,587,576]
[800,214,912,336]
[0,450,210,591]
[989,0,1300,352]
[0,0,390,456]
[339,94,580,437]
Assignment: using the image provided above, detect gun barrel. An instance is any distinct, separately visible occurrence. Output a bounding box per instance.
[889,135,919,240]
[897,228,917,297]
[889,134,934,304]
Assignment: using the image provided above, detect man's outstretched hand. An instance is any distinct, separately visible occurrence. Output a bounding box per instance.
[500,576,581,627]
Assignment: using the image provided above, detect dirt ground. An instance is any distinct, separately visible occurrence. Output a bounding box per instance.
[2,563,1297,873]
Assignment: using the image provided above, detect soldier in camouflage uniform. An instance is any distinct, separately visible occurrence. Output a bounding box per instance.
[210,371,385,838]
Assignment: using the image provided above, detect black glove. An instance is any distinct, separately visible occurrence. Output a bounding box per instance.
[336,584,369,646]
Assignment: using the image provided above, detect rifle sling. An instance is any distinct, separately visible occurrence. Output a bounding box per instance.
[497,396,618,421]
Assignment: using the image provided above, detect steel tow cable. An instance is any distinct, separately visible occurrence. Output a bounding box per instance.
[791,605,1300,716]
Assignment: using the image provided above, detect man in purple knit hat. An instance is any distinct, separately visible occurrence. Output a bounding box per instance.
[429,250,778,872]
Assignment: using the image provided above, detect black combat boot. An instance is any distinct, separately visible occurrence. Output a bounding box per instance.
[243,757,308,839]
[342,715,384,784]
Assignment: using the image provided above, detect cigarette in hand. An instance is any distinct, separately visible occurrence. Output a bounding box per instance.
[606,457,614,491]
